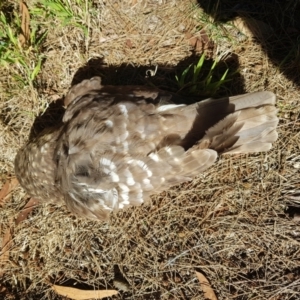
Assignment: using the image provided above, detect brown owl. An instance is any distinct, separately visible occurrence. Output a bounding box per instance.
[14,77,278,220]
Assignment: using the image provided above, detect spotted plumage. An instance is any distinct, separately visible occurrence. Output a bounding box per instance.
[14,77,278,220]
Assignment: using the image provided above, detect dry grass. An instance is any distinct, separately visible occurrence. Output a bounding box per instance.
[1,0,300,299]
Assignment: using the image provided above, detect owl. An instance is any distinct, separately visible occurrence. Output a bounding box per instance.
[14,77,278,220]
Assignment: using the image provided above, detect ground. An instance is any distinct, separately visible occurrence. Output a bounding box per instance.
[0,0,300,299]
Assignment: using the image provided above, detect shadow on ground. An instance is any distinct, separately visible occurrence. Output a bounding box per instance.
[29,54,244,139]
[197,0,300,84]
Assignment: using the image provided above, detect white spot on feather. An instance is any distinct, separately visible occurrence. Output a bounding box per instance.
[126,177,135,186]
[157,104,185,112]
[135,160,146,168]
[68,146,80,155]
[87,187,105,194]
[110,163,117,170]
[120,191,129,203]
[123,141,129,151]
[143,178,151,185]
[118,183,129,192]
[102,204,113,212]
[146,169,152,177]
[100,158,116,170]
[165,147,173,155]
[136,191,143,202]
[100,158,111,166]
[40,146,46,153]
[134,159,153,177]
[118,104,128,116]
[131,190,143,204]
[149,152,160,162]
[122,168,135,186]
[110,172,119,182]
[142,178,153,190]
[90,200,112,212]
[102,167,110,175]
[105,120,113,127]
[165,147,180,163]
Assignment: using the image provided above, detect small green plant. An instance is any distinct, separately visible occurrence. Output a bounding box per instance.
[175,53,230,96]
[0,10,46,86]
[37,0,91,36]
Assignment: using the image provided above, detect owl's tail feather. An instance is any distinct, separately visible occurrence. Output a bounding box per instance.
[197,91,278,154]
[157,92,278,185]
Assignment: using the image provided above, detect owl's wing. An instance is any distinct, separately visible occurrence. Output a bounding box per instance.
[57,143,218,221]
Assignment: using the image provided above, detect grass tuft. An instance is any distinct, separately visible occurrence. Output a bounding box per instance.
[175,52,231,96]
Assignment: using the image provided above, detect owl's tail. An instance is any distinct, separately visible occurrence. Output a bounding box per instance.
[174,91,278,154]
[152,92,278,186]
[196,91,278,154]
